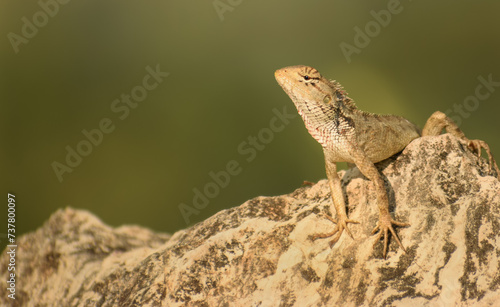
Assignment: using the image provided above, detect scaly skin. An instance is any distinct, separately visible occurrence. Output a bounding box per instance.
[275,65,500,258]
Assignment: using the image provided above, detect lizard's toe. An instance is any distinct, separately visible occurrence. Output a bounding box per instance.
[328,231,343,247]
[324,214,359,239]
[309,225,339,242]
[310,215,359,245]
[468,140,500,176]
[371,215,409,258]
[468,140,482,157]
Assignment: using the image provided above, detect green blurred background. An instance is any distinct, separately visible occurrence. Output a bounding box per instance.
[1,1,499,249]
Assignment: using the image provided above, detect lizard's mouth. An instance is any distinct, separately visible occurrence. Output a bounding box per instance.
[274,68,295,94]
[274,68,287,86]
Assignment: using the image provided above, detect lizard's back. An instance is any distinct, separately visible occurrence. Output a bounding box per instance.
[352,111,420,163]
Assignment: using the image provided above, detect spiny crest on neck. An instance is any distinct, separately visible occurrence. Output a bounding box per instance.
[330,79,357,110]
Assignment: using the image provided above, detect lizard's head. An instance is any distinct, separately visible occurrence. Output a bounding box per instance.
[275,65,355,146]
[274,65,337,108]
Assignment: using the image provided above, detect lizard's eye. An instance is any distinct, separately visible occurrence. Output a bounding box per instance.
[303,75,310,81]
[323,95,331,104]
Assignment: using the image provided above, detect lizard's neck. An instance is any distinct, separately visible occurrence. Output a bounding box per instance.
[295,82,357,147]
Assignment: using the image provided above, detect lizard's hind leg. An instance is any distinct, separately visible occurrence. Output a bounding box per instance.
[422,111,500,178]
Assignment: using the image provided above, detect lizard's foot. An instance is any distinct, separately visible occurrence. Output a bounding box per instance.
[371,214,409,258]
[310,214,359,247]
[468,139,500,178]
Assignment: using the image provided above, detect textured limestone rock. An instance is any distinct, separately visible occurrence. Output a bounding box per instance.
[1,134,499,306]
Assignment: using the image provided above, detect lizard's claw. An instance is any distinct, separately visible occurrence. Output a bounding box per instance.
[468,139,500,178]
[310,215,359,247]
[371,214,409,259]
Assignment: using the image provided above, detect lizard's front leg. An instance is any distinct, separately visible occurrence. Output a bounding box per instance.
[310,149,359,246]
[350,145,409,258]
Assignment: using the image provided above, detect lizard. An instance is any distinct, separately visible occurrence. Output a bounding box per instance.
[275,65,500,258]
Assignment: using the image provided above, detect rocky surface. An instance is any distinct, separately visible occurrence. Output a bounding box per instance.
[1,134,499,306]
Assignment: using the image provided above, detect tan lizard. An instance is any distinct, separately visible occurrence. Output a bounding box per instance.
[275,65,500,258]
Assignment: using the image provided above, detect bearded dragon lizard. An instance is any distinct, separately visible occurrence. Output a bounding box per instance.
[275,65,500,258]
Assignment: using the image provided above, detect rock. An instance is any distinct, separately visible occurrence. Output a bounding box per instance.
[1,134,499,306]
